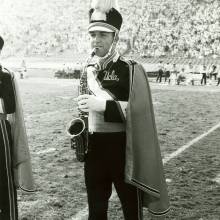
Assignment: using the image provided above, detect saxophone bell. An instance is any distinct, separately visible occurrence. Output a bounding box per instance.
[66,118,85,138]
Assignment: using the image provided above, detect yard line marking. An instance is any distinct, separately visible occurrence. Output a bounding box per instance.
[70,121,220,220]
[34,148,56,155]
[163,121,220,164]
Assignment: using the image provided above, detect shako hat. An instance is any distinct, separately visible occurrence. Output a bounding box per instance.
[88,0,122,33]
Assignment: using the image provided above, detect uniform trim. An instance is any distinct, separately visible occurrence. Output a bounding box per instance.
[0,98,6,114]
[101,51,119,70]
[118,57,136,95]
[131,178,160,196]
[137,189,143,220]
[148,207,170,216]
[116,101,126,122]
[18,186,35,193]
[1,121,17,220]
[89,22,119,33]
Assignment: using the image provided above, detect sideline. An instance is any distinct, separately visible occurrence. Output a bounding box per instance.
[70,121,220,220]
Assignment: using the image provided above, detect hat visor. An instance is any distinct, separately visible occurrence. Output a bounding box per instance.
[88,25,114,33]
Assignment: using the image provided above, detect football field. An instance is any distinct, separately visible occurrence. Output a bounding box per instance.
[17,77,220,220]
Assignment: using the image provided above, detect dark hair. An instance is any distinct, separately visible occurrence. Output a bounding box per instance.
[0,36,4,50]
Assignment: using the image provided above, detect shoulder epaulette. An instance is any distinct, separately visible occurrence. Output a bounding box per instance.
[119,56,138,66]
[120,56,138,65]
[118,57,137,91]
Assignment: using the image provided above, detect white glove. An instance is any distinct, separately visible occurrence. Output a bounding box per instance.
[76,94,106,113]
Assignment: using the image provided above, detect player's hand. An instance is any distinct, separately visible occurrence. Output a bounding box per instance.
[76,94,106,113]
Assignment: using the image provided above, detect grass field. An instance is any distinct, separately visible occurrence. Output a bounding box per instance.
[17,76,220,220]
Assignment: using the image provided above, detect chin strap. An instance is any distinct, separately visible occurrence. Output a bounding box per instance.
[96,33,119,70]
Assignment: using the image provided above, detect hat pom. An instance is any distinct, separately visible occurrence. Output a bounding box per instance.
[91,0,119,12]
[91,9,107,21]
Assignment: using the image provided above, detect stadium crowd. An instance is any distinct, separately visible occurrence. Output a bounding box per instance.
[0,0,220,60]
[128,0,220,59]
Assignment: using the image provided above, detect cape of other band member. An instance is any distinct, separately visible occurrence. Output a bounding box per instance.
[1,67,35,192]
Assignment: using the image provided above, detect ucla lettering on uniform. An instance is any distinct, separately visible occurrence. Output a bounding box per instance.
[103,70,119,81]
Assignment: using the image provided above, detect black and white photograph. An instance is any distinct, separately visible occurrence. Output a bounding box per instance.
[0,0,220,219]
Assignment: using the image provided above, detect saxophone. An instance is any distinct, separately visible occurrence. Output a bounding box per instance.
[66,48,96,162]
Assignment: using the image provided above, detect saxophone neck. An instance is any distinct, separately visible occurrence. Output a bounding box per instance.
[91,48,97,57]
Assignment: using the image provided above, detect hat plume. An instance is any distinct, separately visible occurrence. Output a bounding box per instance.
[91,0,119,12]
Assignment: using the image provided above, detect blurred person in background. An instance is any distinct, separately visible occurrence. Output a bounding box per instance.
[177,67,186,85]
[20,59,27,79]
[185,62,196,86]
[200,65,208,85]
[171,63,179,85]
[209,64,218,81]
[0,36,34,220]
[164,62,171,84]
[156,60,164,83]
[75,0,170,219]
[216,65,220,86]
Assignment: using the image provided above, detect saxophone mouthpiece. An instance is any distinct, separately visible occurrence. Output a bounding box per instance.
[91,48,97,57]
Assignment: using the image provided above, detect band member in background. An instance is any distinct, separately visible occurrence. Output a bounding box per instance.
[169,63,179,85]
[200,65,208,85]
[20,59,27,79]
[0,36,35,220]
[216,65,220,86]
[176,67,186,85]
[156,60,164,83]
[164,62,171,83]
[75,0,169,219]
[209,64,218,81]
[185,62,195,85]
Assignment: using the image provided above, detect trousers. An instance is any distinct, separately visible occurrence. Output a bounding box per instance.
[84,132,141,220]
[0,120,18,220]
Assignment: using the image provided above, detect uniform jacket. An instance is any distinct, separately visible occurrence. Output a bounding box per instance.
[87,56,170,216]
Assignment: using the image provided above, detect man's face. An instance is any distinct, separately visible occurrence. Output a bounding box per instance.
[89,31,114,57]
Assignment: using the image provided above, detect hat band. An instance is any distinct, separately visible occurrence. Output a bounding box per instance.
[89,22,119,33]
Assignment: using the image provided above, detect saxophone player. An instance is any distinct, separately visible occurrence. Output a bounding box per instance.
[76,0,170,219]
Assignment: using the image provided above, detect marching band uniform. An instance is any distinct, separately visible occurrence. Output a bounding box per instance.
[0,36,34,220]
[85,55,140,219]
[77,1,170,219]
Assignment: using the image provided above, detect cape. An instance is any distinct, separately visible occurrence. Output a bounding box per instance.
[125,62,170,216]
[7,72,35,192]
